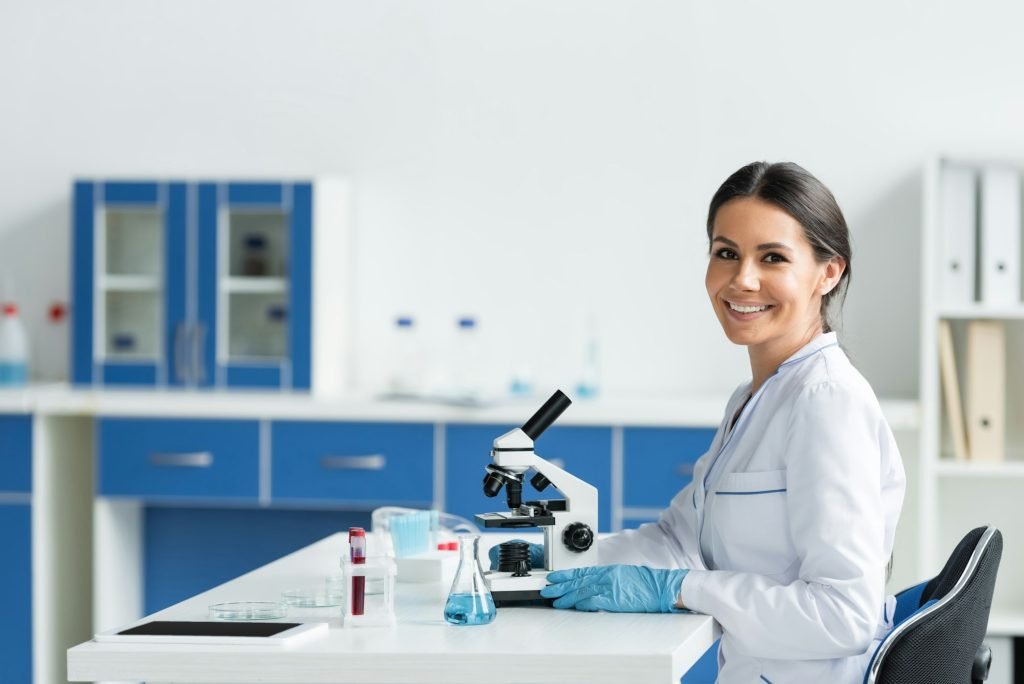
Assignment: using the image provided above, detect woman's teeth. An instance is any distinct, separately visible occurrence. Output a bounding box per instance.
[729,302,769,313]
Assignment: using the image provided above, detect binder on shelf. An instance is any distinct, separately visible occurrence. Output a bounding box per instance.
[937,163,977,308]
[937,320,969,461]
[964,320,1005,461]
[978,166,1022,308]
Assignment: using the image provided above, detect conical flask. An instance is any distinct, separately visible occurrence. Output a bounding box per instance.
[443,534,496,625]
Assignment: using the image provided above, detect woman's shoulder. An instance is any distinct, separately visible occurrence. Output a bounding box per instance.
[778,344,882,414]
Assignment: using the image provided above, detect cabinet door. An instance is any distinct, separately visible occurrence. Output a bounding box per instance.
[622,427,715,526]
[0,415,32,493]
[445,424,613,532]
[0,504,32,684]
[196,182,312,390]
[271,421,433,505]
[97,418,260,501]
[72,181,187,387]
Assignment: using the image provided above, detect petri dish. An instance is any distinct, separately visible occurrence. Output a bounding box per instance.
[209,601,288,620]
[281,588,341,608]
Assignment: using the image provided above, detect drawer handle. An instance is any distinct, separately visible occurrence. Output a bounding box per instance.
[148,452,214,468]
[676,463,695,477]
[320,455,387,471]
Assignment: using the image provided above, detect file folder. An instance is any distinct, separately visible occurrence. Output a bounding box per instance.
[978,167,1022,307]
[965,320,1005,461]
[938,320,969,461]
[938,163,977,308]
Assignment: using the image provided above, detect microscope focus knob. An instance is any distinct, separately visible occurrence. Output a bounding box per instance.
[562,522,594,552]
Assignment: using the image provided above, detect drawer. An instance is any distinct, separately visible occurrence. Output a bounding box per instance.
[0,415,32,493]
[622,427,715,508]
[271,421,434,504]
[445,424,613,532]
[97,418,260,500]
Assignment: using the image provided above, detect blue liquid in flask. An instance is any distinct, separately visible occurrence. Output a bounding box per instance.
[444,593,496,625]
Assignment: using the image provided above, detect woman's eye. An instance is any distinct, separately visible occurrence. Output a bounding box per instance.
[714,248,737,260]
[764,253,787,264]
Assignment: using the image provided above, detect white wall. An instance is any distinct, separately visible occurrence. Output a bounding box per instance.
[3,0,1024,398]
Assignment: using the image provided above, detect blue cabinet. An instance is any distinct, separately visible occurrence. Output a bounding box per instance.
[97,418,260,502]
[621,427,715,526]
[271,421,434,506]
[73,179,349,392]
[0,415,32,684]
[444,424,613,532]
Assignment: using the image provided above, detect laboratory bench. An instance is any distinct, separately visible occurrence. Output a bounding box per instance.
[0,384,917,684]
[66,531,721,684]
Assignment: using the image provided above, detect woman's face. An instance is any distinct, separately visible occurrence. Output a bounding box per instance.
[705,196,844,354]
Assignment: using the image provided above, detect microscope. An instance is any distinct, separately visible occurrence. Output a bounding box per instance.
[475,390,599,605]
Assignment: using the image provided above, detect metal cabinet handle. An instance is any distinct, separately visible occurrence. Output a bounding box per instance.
[192,322,207,384]
[320,455,387,471]
[149,452,214,468]
[174,323,189,383]
[676,463,695,477]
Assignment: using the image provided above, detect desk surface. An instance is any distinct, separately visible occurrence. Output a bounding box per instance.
[68,533,719,684]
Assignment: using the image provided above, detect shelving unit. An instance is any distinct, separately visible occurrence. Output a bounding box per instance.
[919,158,1024,645]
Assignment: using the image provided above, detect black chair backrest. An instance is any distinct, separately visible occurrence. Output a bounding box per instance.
[868,525,1002,684]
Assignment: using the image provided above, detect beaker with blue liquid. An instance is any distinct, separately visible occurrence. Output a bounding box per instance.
[444,534,496,626]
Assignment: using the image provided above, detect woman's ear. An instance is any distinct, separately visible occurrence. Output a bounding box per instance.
[820,256,847,295]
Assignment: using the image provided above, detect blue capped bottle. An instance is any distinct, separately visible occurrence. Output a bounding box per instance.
[443,534,496,626]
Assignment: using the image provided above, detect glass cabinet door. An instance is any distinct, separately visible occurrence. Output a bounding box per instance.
[197,182,311,389]
[73,182,186,386]
[100,207,163,361]
[224,209,289,361]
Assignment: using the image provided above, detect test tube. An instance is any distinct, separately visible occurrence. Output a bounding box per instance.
[349,527,366,616]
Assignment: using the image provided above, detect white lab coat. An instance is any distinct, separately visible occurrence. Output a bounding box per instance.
[600,332,906,684]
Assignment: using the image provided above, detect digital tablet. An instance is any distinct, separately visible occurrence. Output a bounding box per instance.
[94,620,328,646]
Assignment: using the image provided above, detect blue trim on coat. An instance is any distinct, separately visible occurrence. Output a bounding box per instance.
[717,488,787,496]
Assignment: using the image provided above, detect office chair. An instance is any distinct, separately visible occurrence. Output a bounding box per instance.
[865,525,1003,684]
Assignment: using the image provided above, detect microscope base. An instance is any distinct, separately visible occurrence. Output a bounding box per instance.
[486,570,555,607]
[492,589,552,607]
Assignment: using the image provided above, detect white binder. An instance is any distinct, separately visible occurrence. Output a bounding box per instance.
[965,320,1005,461]
[938,163,977,308]
[978,166,1022,307]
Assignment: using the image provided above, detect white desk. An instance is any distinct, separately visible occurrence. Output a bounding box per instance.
[67,533,720,684]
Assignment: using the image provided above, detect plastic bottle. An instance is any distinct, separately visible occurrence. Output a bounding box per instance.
[451,316,480,401]
[388,316,420,396]
[575,313,600,399]
[0,303,29,386]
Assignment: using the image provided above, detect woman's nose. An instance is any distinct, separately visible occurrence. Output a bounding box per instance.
[732,259,760,290]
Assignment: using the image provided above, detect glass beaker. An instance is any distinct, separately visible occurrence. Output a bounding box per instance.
[443,534,496,626]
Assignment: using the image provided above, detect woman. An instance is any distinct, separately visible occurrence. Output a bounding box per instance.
[540,161,906,683]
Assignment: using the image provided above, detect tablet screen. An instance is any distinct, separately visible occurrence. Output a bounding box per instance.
[118,621,300,638]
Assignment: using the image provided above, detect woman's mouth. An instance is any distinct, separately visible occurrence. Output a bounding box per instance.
[725,300,774,319]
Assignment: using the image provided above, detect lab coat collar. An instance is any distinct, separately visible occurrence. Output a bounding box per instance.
[776,331,839,372]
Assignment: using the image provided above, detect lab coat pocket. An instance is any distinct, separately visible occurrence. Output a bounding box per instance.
[712,469,795,576]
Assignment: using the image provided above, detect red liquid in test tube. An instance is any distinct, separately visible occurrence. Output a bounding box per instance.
[349,527,366,616]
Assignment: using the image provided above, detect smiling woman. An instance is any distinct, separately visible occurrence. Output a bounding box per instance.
[538,161,906,684]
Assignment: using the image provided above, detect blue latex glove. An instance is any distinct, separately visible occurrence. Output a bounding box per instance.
[540,565,689,613]
[488,539,545,571]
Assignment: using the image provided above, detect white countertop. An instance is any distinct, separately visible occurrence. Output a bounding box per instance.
[0,384,919,430]
[67,533,720,683]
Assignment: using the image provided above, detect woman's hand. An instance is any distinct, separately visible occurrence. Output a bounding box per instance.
[540,565,689,613]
